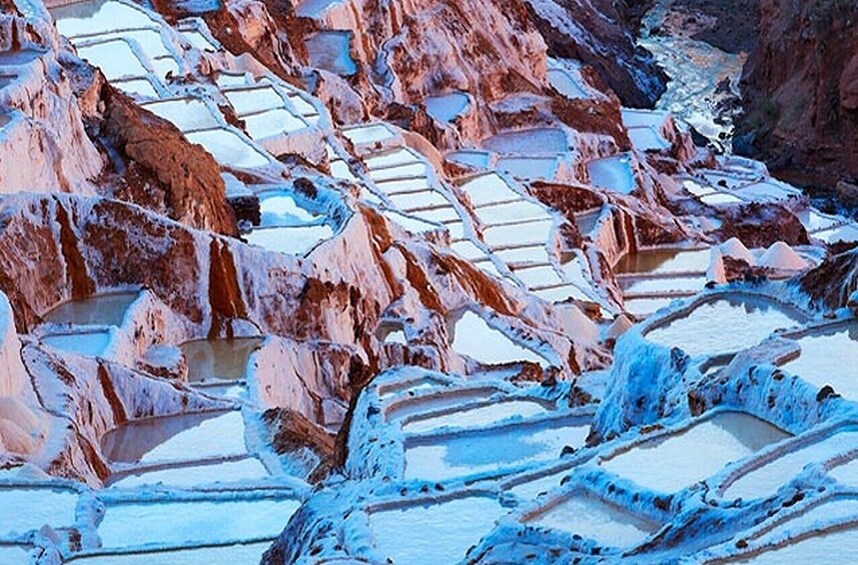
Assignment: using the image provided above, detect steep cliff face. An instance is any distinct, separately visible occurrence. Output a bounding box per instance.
[735,0,858,186]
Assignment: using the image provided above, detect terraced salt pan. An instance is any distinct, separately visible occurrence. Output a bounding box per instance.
[185,130,270,169]
[451,311,548,367]
[180,337,264,384]
[586,154,635,194]
[451,240,488,261]
[619,276,705,296]
[624,296,675,318]
[575,208,603,236]
[701,171,749,190]
[150,57,179,79]
[513,265,564,289]
[496,156,559,180]
[424,92,470,123]
[814,224,858,244]
[143,99,220,131]
[114,78,158,98]
[547,68,589,99]
[374,177,430,195]
[0,487,78,536]
[387,190,449,211]
[242,109,308,138]
[728,525,858,564]
[0,546,29,563]
[495,245,551,266]
[700,192,744,206]
[482,128,567,154]
[258,191,321,227]
[377,376,445,400]
[721,430,858,501]
[446,150,490,169]
[97,29,170,60]
[97,498,301,550]
[102,410,247,465]
[181,30,219,53]
[386,387,497,422]
[67,541,273,564]
[76,41,148,81]
[528,493,657,547]
[797,210,841,233]
[244,225,334,255]
[224,87,284,115]
[52,0,157,38]
[628,127,670,151]
[417,206,460,223]
[645,296,803,357]
[474,200,549,225]
[621,109,669,129]
[364,148,421,170]
[402,399,550,434]
[369,162,428,182]
[42,331,111,357]
[404,417,590,481]
[342,124,396,145]
[458,173,519,207]
[683,179,717,197]
[735,181,796,202]
[368,497,503,565]
[44,292,138,326]
[109,457,269,489]
[779,324,858,399]
[600,412,789,493]
[482,220,554,249]
[830,458,858,487]
[305,31,357,76]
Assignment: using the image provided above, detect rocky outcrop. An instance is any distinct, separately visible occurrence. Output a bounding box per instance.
[713,202,810,248]
[735,0,858,187]
[799,245,858,310]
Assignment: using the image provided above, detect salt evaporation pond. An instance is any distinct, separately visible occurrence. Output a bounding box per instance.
[645,296,803,357]
[0,487,78,535]
[386,387,497,421]
[368,496,503,565]
[244,224,334,255]
[482,128,567,154]
[184,130,269,169]
[52,0,156,39]
[600,412,789,493]
[450,311,548,366]
[575,209,602,236]
[624,296,676,318]
[528,493,657,547]
[42,331,111,357]
[587,154,635,194]
[102,410,247,465]
[615,248,710,275]
[97,498,301,550]
[496,156,558,180]
[304,31,357,76]
[0,545,29,562]
[729,526,858,564]
[402,399,550,434]
[620,276,705,295]
[44,292,138,326]
[67,541,272,564]
[829,458,858,487]
[547,68,589,99]
[721,430,858,501]
[181,337,264,384]
[109,457,269,489]
[404,417,590,481]
[780,324,858,399]
[424,92,469,123]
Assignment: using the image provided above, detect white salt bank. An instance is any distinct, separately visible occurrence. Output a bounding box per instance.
[450,311,548,366]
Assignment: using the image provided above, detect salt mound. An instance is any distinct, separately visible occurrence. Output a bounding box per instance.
[758,241,808,270]
[720,237,755,264]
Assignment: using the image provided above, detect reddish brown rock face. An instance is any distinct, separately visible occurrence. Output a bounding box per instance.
[714,202,810,248]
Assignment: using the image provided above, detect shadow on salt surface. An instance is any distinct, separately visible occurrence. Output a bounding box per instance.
[524,491,657,548]
[367,495,504,565]
[449,310,549,367]
[0,486,78,537]
[600,411,790,494]
[102,410,247,466]
[404,415,590,481]
[66,541,272,564]
[643,294,805,358]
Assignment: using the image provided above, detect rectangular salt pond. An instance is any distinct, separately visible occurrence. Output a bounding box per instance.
[258,192,321,227]
[42,331,111,357]
[586,154,635,194]
[600,412,790,494]
[224,87,285,116]
[76,41,148,81]
[375,177,431,195]
[451,311,548,367]
[417,206,461,223]
[482,220,554,249]
[368,162,428,182]
[377,376,445,400]
[424,92,470,123]
[575,208,602,236]
[305,31,357,76]
[51,0,157,39]
[621,108,669,129]
[547,68,589,99]
[615,248,710,275]
[97,498,301,550]
[114,78,159,98]
[446,150,491,169]
[405,417,590,481]
[619,276,706,296]
[108,457,269,489]
[243,108,308,138]
[451,240,488,261]
[0,487,78,536]
[624,296,676,318]
[102,410,247,465]
[700,192,745,206]
[67,541,272,564]
[98,29,171,60]
[402,399,550,434]
[364,148,421,170]
[721,430,858,501]
[386,387,498,422]
[185,130,270,169]
[180,337,264,383]
[779,324,858,399]
[797,209,841,233]
[368,497,503,565]
[245,224,334,255]
[814,224,858,244]
[44,292,138,326]
[458,174,519,207]
[527,493,656,548]
[387,190,449,211]
[143,99,221,132]
[482,128,567,154]
[342,124,396,145]
[628,127,670,152]
[644,296,804,357]
[474,200,550,225]
[513,265,564,289]
[495,245,551,266]
[729,526,858,564]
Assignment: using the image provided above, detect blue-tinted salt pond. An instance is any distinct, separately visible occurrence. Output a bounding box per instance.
[67,541,272,564]
[404,417,590,481]
[496,156,558,180]
[43,292,138,326]
[729,525,858,564]
[42,331,111,357]
[527,492,657,547]
[0,487,78,536]
[102,410,247,465]
[0,545,29,562]
[402,399,550,434]
[587,154,635,194]
[368,496,503,565]
[51,0,157,39]
[721,430,858,501]
[600,412,789,493]
[645,296,804,357]
[304,31,357,76]
[180,337,264,384]
[779,324,858,399]
[424,92,469,123]
[482,128,567,154]
[109,457,269,489]
[575,208,602,236]
[96,498,300,550]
